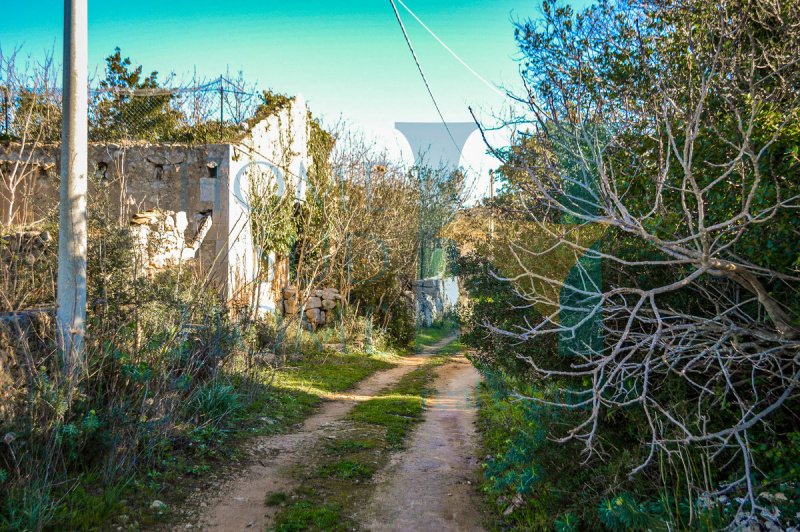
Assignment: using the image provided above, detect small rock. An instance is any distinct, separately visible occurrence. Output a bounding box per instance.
[150,500,167,511]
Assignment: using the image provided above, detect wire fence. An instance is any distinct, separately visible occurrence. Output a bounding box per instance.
[1,76,266,144]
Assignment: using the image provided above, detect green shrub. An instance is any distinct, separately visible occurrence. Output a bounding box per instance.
[185,382,242,423]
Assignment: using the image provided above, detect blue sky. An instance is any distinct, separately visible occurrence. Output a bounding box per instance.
[1,0,591,196]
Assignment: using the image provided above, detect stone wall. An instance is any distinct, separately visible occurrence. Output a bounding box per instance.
[129,209,212,273]
[0,97,314,316]
[0,142,230,272]
[415,276,459,327]
[282,287,341,328]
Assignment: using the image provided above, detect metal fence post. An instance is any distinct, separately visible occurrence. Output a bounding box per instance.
[219,76,224,132]
[3,87,8,137]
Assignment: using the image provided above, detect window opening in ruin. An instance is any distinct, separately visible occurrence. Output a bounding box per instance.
[207,161,218,178]
[96,161,109,181]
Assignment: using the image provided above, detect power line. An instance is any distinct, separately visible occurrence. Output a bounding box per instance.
[395,0,508,101]
[388,0,461,154]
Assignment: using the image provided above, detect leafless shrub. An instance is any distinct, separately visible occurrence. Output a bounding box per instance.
[485,0,800,518]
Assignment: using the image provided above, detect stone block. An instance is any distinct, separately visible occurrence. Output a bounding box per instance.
[305,308,321,323]
[283,287,298,300]
[175,211,188,233]
[306,296,323,309]
[321,289,340,300]
[322,299,337,311]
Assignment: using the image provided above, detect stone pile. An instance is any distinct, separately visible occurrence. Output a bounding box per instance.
[0,230,53,265]
[282,287,341,328]
[130,209,212,273]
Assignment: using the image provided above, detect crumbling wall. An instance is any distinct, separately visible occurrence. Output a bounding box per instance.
[415,277,459,327]
[129,209,212,273]
[226,97,312,313]
[0,100,311,316]
[0,142,230,284]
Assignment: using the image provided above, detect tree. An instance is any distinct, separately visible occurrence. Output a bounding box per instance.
[91,47,181,141]
[479,0,800,522]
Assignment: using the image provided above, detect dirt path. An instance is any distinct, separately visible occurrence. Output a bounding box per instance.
[356,354,485,532]
[183,335,458,531]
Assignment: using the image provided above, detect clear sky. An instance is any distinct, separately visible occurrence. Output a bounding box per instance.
[0,0,591,198]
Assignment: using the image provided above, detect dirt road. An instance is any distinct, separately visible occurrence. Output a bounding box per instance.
[185,335,461,531]
[357,355,485,532]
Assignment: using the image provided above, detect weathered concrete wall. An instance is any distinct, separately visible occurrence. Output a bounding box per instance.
[0,142,230,273]
[226,96,312,313]
[0,98,313,315]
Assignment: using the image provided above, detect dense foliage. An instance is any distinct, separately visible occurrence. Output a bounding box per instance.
[456,0,800,529]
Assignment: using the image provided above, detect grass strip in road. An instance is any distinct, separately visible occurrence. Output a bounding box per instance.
[414,320,459,351]
[269,348,457,531]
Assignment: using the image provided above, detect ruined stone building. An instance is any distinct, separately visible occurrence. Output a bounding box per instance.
[0,97,312,315]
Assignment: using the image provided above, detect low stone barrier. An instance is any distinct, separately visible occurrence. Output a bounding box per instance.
[282,287,341,328]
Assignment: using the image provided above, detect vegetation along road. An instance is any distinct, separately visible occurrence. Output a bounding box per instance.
[173,332,485,531]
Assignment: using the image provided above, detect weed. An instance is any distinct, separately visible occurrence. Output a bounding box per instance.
[315,459,375,480]
[323,439,377,454]
[273,501,346,531]
[265,492,289,507]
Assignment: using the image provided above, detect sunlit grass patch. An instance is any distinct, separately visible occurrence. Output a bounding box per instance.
[437,339,464,356]
[272,501,347,532]
[323,439,378,454]
[274,351,397,397]
[315,459,375,480]
[414,321,458,351]
[265,491,289,507]
[349,395,423,447]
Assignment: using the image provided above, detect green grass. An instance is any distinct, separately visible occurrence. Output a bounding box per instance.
[271,347,461,530]
[265,492,289,507]
[414,321,458,351]
[437,338,464,356]
[275,351,396,396]
[28,348,399,532]
[315,459,375,480]
[323,439,377,454]
[273,501,347,532]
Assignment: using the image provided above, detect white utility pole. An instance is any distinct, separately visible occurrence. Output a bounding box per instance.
[57,0,88,372]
